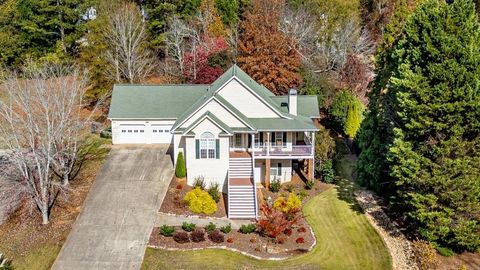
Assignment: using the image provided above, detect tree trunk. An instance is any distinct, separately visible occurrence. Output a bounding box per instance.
[41,207,49,225]
[62,173,69,186]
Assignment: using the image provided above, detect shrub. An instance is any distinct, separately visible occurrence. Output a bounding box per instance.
[183,187,218,215]
[176,184,183,190]
[193,176,206,190]
[256,204,300,240]
[190,228,206,242]
[436,246,455,257]
[208,230,225,243]
[321,160,335,183]
[329,90,364,135]
[273,193,302,215]
[205,222,217,233]
[305,179,315,190]
[226,237,234,243]
[207,182,221,203]
[296,237,305,244]
[182,222,196,232]
[297,227,307,233]
[412,240,438,270]
[284,228,292,236]
[220,223,232,234]
[159,225,175,237]
[0,253,13,270]
[297,190,308,200]
[173,231,190,243]
[249,238,256,243]
[269,178,281,193]
[100,128,112,139]
[285,184,295,193]
[239,224,256,234]
[175,152,186,178]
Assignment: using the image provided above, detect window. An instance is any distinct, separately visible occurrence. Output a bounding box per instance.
[122,130,126,133]
[164,129,169,133]
[140,130,144,133]
[200,132,216,159]
[271,163,282,176]
[153,130,157,133]
[235,134,242,147]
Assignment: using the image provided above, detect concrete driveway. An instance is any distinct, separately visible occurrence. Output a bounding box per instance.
[52,145,173,270]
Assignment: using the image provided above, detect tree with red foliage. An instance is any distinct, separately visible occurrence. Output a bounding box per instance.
[256,203,300,241]
[183,36,229,83]
[237,0,302,95]
[338,54,374,105]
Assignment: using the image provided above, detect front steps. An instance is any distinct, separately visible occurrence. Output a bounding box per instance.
[228,157,256,219]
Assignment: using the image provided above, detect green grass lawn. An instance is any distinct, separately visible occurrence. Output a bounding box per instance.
[142,185,392,270]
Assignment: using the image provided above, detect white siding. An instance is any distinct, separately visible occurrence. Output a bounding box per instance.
[181,99,246,128]
[254,159,292,184]
[112,119,175,144]
[217,78,280,118]
[185,118,230,192]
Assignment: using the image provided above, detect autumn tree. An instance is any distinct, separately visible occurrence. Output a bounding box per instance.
[238,0,302,95]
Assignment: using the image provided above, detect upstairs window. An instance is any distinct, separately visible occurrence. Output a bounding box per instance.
[200,132,216,159]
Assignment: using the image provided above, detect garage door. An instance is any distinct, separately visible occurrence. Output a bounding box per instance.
[151,125,173,144]
[117,125,147,144]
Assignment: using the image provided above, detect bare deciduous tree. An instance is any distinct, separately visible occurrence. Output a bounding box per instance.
[101,1,156,83]
[0,63,89,224]
[164,16,195,75]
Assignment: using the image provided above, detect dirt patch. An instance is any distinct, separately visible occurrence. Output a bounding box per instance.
[436,252,480,270]
[149,218,315,260]
[159,177,227,218]
[260,178,330,205]
[0,144,109,266]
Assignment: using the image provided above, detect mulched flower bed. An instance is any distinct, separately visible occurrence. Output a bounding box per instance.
[152,178,331,259]
[159,177,227,218]
[149,219,315,259]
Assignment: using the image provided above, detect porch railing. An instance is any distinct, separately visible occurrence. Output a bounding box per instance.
[253,143,313,157]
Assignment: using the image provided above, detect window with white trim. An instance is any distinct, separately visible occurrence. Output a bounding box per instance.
[200,132,216,159]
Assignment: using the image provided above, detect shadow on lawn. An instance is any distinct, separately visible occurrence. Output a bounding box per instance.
[334,153,364,214]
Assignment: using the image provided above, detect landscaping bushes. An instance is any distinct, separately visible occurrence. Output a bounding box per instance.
[208,230,225,243]
[270,178,281,193]
[183,187,218,215]
[160,225,175,237]
[182,222,196,232]
[273,193,301,215]
[256,204,300,241]
[191,228,206,242]
[205,222,216,233]
[320,160,335,183]
[207,182,221,203]
[193,176,206,190]
[175,152,186,178]
[239,224,256,234]
[220,223,231,234]
[173,231,190,243]
[305,179,315,190]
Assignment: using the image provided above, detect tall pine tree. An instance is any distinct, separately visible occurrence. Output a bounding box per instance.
[358,0,480,251]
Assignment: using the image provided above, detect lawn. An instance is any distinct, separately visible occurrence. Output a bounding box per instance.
[142,185,392,270]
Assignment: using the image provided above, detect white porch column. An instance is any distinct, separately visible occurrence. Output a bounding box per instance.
[266,132,270,156]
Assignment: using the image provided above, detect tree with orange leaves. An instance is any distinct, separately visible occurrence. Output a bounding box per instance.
[237,0,302,95]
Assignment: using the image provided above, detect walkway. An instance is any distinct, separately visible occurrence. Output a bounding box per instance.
[52,145,173,270]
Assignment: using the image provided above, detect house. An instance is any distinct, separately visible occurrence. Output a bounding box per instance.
[108,65,320,219]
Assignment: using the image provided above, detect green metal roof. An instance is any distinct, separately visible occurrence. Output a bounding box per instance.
[270,96,321,118]
[108,65,319,132]
[182,111,233,135]
[108,84,208,119]
[249,116,318,131]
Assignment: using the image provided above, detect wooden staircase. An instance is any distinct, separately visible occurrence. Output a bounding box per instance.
[228,157,257,219]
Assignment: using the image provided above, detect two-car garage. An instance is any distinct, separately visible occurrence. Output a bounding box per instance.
[111,120,174,144]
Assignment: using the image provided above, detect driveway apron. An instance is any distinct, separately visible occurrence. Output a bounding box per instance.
[52,145,173,270]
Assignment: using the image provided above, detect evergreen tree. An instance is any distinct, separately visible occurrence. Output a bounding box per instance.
[345,102,361,138]
[359,0,480,251]
[175,152,187,178]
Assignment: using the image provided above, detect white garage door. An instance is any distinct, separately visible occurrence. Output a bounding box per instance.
[151,125,173,144]
[117,125,147,144]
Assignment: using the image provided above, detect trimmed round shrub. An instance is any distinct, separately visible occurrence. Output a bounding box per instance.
[205,222,216,233]
[159,225,175,237]
[208,230,225,243]
[190,228,206,242]
[284,228,293,236]
[297,227,307,233]
[220,223,232,234]
[183,187,218,215]
[239,224,256,234]
[181,222,196,232]
[173,231,190,243]
[296,237,305,244]
[175,152,186,178]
